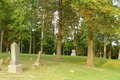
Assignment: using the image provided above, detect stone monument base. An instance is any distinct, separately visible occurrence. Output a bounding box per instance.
[34,61,41,66]
[71,53,76,56]
[71,49,76,56]
[8,64,23,73]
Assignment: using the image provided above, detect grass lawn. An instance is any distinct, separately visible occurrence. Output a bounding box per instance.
[0,53,120,80]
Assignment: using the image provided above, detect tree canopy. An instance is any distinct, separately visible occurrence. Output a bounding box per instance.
[0,0,120,67]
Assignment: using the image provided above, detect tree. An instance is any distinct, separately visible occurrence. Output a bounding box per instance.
[56,0,79,59]
[72,0,120,66]
[0,0,12,53]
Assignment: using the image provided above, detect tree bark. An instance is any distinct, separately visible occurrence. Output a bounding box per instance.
[56,0,62,59]
[116,38,118,59]
[75,26,80,55]
[118,46,120,60]
[100,34,102,58]
[33,32,35,54]
[93,44,95,57]
[56,35,62,59]
[118,47,120,60]
[63,40,65,55]
[103,35,107,59]
[53,28,55,54]
[41,27,43,54]
[0,30,4,53]
[6,39,9,53]
[6,43,9,53]
[18,33,21,53]
[63,46,64,55]
[29,31,32,54]
[109,39,112,59]
[20,30,23,53]
[86,13,94,67]
[21,40,23,53]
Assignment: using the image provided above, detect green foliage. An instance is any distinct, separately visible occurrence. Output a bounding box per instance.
[43,35,54,54]
[77,45,85,55]
[0,0,120,58]
[64,41,73,52]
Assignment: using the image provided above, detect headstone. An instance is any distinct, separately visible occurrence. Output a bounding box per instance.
[34,51,41,66]
[30,58,33,61]
[7,57,10,61]
[0,59,4,65]
[53,53,55,55]
[8,42,23,73]
[71,49,76,56]
[8,51,11,53]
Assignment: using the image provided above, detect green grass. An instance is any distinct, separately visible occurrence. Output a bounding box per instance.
[0,53,120,80]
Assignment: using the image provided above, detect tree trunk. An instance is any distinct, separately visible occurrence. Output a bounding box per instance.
[118,46,120,60]
[33,32,35,54]
[0,30,4,53]
[103,35,107,59]
[116,38,118,59]
[29,31,32,54]
[93,44,95,57]
[67,52,68,55]
[86,13,94,67]
[20,30,23,53]
[75,26,80,55]
[21,40,23,53]
[18,33,21,53]
[62,39,65,55]
[6,44,9,53]
[100,34,102,58]
[53,28,55,54]
[6,39,9,53]
[56,0,62,59]
[41,27,43,54]
[56,35,62,59]
[109,39,112,59]
[63,47,64,55]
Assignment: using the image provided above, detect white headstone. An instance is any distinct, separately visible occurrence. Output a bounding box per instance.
[53,53,55,55]
[71,49,76,56]
[8,51,11,53]
[8,42,23,73]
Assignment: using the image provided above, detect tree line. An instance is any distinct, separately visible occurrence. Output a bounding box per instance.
[0,0,120,67]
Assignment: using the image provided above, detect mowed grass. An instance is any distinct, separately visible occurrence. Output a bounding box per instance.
[0,53,120,80]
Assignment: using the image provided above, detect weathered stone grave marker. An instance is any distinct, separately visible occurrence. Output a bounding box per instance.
[30,58,33,61]
[53,53,55,55]
[71,49,76,56]
[7,57,10,61]
[8,42,23,73]
[0,59,4,65]
[34,51,41,66]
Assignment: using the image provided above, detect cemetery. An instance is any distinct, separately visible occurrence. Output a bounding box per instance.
[0,42,120,80]
[1,0,120,80]
[0,52,120,80]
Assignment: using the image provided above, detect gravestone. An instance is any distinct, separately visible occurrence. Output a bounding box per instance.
[7,57,10,61]
[8,42,23,73]
[8,51,11,53]
[34,51,41,66]
[53,53,55,55]
[30,58,33,61]
[0,59,4,65]
[71,49,76,56]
